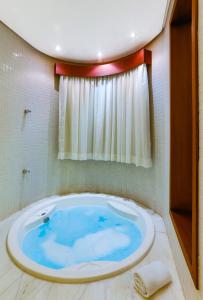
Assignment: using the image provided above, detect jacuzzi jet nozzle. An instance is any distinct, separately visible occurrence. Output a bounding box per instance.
[43,217,50,223]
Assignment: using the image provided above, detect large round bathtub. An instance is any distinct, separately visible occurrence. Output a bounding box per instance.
[7,193,154,283]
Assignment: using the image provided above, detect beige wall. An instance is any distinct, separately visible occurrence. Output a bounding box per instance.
[0,22,62,218]
[0,20,170,219]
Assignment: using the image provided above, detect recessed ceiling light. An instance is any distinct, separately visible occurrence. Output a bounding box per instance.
[98,51,102,58]
[130,32,135,38]
[55,45,61,52]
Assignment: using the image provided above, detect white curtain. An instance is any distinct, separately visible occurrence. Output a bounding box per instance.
[58,64,152,167]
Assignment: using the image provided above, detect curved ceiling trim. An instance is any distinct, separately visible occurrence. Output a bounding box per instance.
[55,49,151,78]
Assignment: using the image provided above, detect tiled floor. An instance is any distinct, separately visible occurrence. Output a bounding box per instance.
[0,205,185,300]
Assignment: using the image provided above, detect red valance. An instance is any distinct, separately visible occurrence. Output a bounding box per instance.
[55,49,151,78]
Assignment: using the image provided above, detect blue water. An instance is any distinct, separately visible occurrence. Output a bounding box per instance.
[22,205,143,269]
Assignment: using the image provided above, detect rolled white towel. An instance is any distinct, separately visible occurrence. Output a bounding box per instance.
[133,261,172,298]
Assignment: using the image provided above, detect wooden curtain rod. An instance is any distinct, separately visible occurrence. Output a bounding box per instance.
[55,49,152,78]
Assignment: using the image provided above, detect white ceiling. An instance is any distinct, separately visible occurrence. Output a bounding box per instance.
[0,0,169,63]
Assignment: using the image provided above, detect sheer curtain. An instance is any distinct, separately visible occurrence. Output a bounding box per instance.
[58,64,152,167]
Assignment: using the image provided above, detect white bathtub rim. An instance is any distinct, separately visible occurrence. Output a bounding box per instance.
[7,193,155,283]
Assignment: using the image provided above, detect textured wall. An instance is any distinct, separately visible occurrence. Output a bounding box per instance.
[0,22,63,219]
[0,20,170,220]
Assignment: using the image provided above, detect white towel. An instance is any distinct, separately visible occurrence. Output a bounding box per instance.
[133,261,172,298]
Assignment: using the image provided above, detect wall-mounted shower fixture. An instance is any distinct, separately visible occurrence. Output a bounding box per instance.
[24,109,32,114]
[22,169,30,175]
